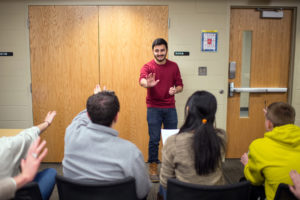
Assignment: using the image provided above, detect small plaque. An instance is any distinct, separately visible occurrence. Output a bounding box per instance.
[0,52,13,56]
[174,51,189,56]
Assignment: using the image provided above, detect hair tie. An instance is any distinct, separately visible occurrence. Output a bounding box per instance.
[202,118,207,124]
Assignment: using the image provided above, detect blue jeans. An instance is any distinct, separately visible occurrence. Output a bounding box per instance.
[159,184,167,200]
[147,107,178,163]
[34,168,57,200]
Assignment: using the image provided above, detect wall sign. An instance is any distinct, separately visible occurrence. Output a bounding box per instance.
[174,51,189,56]
[0,52,13,56]
[201,30,218,52]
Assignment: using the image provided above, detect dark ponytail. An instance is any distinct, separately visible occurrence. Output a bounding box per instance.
[179,91,224,175]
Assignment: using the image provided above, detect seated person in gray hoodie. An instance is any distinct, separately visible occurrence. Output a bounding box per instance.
[63,85,151,199]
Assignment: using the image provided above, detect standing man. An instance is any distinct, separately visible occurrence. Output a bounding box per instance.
[139,38,183,182]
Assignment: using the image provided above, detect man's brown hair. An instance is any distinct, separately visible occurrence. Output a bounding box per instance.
[266,102,295,127]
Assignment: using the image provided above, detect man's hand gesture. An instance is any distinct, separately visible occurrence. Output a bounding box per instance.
[146,73,160,88]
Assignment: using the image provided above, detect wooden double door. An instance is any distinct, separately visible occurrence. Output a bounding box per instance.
[29,6,168,162]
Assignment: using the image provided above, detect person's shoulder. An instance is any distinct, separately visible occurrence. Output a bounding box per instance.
[164,133,180,149]
[249,137,266,150]
[166,133,178,143]
[143,59,155,67]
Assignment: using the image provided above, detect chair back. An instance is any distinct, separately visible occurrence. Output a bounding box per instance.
[274,183,298,200]
[56,175,138,200]
[167,178,251,200]
[14,182,43,200]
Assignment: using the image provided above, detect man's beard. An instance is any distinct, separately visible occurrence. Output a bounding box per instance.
[154,55,166,62]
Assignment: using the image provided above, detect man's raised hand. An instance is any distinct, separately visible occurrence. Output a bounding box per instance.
[146,73,160,88]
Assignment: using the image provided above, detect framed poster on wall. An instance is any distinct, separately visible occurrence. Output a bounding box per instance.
[201,30,218,52]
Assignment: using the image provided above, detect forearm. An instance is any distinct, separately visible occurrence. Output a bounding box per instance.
[0,177,17,199]
[140,78,148,88]
[36,111,56,134]
[175,86,183,94]
[14,174,31,190]
[134,154,152,199]
[36,121,50,134]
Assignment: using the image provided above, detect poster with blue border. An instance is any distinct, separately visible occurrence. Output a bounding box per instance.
[201,30,218,52]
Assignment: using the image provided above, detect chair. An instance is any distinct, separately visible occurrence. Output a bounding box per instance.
[167,178,251,200]
[56,175,138,200]
[274,183,298,200]
[14,182,43,200]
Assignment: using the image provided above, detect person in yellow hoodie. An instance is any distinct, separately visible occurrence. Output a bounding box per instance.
[240,102,300,200]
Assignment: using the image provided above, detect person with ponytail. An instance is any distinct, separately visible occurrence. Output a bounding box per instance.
[159,91,226,199]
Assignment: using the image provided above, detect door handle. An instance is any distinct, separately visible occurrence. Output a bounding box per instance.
[228,82,287,97]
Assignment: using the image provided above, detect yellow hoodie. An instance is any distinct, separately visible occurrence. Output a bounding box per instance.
[244,124,300,200]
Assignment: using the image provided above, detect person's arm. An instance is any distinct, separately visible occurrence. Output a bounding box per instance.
[242,144,265,185]
[140,78,147,88]
[217,129,227,162]
[0,137,47,200]
[159,136,176,188]
[175,85,183,93]
[240,153,248,166]
[36,111,56,134]
[169,85,183,96]
[68,84,106,129]
[289,170,300,199]
[139,73,160,88]
[0,177,17,200]
[1,112,54,177]
[170,64,183,95]
[131,152,152,199]
[15,137,48,189]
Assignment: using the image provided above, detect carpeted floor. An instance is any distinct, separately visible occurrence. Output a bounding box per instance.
[40,158,244,200]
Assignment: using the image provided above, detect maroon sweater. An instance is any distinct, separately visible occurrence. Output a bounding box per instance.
[139,59,183,108]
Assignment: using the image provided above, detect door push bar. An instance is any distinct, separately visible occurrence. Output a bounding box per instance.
[228,82,287,97]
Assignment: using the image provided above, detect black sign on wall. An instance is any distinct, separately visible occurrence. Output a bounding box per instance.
[174,51,189,56]
[0,52,13,56]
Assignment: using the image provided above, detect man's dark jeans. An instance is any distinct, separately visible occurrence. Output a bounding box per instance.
[147,107,178,163]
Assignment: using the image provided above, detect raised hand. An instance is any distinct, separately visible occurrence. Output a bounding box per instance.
[146,73,160,88]
[44,111,56,125]
[14,137,48,189]
[240,153,249,166]
[94,84,107,94]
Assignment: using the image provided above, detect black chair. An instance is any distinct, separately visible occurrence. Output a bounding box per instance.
[56,175,138,200]
[14,182,43,200]
[167,178,251,200]
[274,183,298,200]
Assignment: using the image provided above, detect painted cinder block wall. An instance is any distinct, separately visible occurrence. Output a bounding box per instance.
[0,0,299,129]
